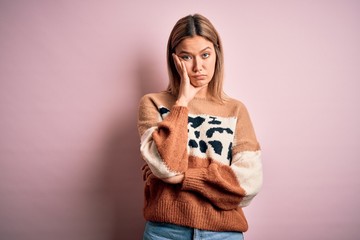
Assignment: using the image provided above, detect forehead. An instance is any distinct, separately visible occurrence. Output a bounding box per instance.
[176,36,214,52]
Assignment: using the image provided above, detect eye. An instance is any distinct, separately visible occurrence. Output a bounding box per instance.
[202,52,210,59]
[180,55,192,61]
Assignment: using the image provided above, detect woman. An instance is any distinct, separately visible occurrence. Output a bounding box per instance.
[138,13,263,240]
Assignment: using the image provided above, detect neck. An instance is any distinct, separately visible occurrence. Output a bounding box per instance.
[195,86,209,99]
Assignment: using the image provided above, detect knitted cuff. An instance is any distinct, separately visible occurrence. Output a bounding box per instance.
[181,168,207,192]
[165,105,188,122]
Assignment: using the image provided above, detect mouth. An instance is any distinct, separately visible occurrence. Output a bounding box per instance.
[192,74,207,80]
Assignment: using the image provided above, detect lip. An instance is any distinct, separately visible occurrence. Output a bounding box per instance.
[192,74,207,79]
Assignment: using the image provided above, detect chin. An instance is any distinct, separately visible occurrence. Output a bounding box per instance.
[191,80,210,87]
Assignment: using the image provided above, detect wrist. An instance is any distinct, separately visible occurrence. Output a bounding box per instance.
[161,174,184,184]
[175,98,188,107]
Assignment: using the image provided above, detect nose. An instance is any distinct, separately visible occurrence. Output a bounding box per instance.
[192,56,203,73]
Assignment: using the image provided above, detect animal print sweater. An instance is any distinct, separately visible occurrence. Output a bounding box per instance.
[137,91,262,232]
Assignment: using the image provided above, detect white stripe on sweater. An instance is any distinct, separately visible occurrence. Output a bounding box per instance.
[140,127,179,179]
[231,150,263,207]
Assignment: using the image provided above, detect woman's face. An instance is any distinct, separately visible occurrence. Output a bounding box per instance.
[175,36,217,89]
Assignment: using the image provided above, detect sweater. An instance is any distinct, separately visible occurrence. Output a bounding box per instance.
[137,91,262,232]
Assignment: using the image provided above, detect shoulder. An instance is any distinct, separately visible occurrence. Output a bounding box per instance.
[139,91,177,109]
[140,91,175,102]
[222,96,249,113]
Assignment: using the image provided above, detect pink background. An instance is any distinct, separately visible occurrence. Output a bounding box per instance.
[1,0,359,239]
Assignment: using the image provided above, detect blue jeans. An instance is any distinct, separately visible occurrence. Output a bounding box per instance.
[143,221,244,240]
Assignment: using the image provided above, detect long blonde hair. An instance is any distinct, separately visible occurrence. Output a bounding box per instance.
[166,14,226,102]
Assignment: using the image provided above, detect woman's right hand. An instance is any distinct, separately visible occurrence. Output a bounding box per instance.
[142,163,184,185]
[172,53,206,107]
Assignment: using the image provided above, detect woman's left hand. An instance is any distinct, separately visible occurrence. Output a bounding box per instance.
[142,164,184,184]
[161,174,185,184]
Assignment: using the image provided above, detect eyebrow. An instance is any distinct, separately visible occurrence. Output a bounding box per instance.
[178,46,212,55]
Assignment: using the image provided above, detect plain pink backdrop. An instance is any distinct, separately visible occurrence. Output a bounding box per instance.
[1,0,359,239]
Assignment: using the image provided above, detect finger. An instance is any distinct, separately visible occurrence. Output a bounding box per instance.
[145,173,154,185]
[172,54,188,80]
[142,164,150,181]
[143,169,151,181]
[141,164,148,174]
[146,171,153,181]
[145,167,153,181]
[179,60,189,79]
[172,53,181,72]
[142,168,147,181]
[145,166,151,176]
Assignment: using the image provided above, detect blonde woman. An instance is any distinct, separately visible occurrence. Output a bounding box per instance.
[138,14,263,240]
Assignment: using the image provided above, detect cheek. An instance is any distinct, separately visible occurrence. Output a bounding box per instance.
[208,59,216,73]
[184,62,193,72]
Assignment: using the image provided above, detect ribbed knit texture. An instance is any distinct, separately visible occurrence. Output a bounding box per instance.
[153,106,189,173]
[138,92,262,232]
